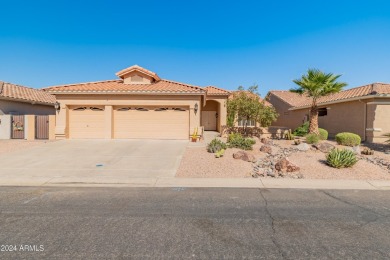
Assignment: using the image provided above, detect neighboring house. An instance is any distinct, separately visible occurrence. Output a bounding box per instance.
[44,65,230,140]
[0,81,56,139]
[266,83,390,143]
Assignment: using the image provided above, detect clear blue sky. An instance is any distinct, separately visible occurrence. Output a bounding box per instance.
[1,0,389,97]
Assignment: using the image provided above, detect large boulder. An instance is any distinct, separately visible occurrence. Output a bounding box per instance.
[296,143,310,151]
[313,143,335,153]
[233,151,256,162]
[275,157,300,172]
[260,145,273,154]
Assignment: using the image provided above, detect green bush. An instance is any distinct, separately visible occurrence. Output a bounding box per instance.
[228,133,256,150]
[207,138,227,153]
[335,132,361,146]
[306,133,320,144]
[326,149,358,168]
[293,122,309,136]
[319,128,328,140]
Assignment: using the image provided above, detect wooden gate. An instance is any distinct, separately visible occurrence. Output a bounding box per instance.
[35,115,49,139]
[11,115,25,139]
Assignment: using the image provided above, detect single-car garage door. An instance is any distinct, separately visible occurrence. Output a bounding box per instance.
[69,106,105,139]
[113,106,189,139]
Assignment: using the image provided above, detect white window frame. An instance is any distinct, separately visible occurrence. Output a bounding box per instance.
[238,117,256,127]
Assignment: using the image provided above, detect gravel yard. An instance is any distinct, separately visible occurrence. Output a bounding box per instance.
[289,150,390,180]
[176,136,390,180]
[0,140,52,155]
[176,147,253,178]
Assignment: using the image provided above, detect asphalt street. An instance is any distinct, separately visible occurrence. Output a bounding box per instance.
[0,187,389,259]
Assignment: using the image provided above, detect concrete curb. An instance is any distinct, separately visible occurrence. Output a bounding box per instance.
[0,177,390,190]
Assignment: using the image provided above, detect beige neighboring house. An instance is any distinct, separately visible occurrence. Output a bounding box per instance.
[266,83,390,143]
[44,65,230,140]
[0,81,56,139]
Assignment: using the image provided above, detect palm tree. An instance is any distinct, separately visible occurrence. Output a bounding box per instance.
[291,69,347,135]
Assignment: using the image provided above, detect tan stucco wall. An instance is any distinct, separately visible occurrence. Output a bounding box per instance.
[316,100,366,139]
[268,94,309,130]
[0,99,55,115]
[54,94,204,139]
[25,115,35,140]
[0,115,11,139]
[49,115,56,140]
[123,71,153,84]
[204,96,227,133]
[366,99,390,143]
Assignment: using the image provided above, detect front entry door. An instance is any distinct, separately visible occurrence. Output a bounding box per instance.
[202,111,217,131]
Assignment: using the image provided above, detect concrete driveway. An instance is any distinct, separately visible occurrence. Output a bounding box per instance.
[0,140,188,185]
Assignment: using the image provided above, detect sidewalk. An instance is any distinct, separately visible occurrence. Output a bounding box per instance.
[1,176,390,190]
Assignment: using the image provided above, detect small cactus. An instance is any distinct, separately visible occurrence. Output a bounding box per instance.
[284,129,295,140]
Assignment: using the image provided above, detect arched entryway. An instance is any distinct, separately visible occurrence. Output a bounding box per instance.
[202,100,220,131]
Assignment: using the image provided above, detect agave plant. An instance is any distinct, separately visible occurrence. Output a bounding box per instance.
[326,149,358,169]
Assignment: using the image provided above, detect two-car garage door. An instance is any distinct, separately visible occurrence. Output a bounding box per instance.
[69,106,189,139]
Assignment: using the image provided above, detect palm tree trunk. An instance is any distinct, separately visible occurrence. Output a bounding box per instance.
[309,100,319,135]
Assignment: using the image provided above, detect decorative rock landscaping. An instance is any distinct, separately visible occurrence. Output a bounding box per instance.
[260,145,272,154]
[252,141,304,179]
[233,151,256,162]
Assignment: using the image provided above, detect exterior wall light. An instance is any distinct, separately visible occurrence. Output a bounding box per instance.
[194,103,198,115]
[54,101,61,111]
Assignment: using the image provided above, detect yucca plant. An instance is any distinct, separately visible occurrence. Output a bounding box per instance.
[326,149,358,169]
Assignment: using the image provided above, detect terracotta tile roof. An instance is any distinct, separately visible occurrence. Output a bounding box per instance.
[44,79,206,94]
[267,90,312,107]
[268,83,390,109]
[0,81,56,105]
[204,86,231,96]
[116,65,160,81]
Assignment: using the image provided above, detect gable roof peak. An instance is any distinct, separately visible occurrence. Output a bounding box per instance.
[115,65,160,81]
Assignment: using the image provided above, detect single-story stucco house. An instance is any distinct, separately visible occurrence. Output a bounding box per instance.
[266,83,390,143]
[0,81,56,139]
[44,65,230,140]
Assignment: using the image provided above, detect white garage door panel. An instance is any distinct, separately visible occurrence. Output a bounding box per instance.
[69,108,105,139]
[114,107,189,139]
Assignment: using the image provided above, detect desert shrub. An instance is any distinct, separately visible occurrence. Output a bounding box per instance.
[227,133,241,143]
[293,122,309,136]
[228,133,256,150]
[326,149,358,168]
[306,133,320,144]
[335,132,361,146]
[215,149,225,158]
[318,128,328,140]
[207,138,227,153]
